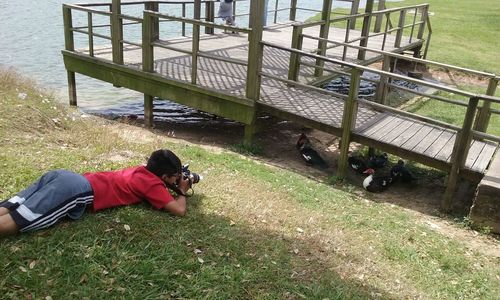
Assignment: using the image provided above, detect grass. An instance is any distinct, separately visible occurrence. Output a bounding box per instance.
[1,68,500,298]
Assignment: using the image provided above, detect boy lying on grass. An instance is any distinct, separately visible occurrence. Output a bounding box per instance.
[0,149,191,236]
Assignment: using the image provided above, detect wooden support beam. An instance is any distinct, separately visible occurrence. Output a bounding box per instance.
[111,0,123,65]
[374,0,385,33]
[394,9,407,48]
[416,5,428,40]
[375,54,391,105]
[245,0,265,145]
[349,0,360,29]
[205,1,215,34]
[67,71,77,106]
[142,11,155,127]
[338,68,361,177]
[145,1,159,41]
[144,94,154,127]
[192,0,201,84]
[473,77,498,133]
[314,0,333,77]
[63,5,77,106]
[289,0,297,21]
[442,97,480,211]
[288,25,303,81]
[357,0,374,60]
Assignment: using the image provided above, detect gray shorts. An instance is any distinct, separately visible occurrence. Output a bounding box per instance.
[0,170,94,232]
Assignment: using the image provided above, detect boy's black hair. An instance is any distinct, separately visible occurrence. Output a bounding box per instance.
[146,149,182,178]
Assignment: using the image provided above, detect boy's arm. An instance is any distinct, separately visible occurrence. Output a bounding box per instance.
[163,177,190,216]
[164,195,187,216]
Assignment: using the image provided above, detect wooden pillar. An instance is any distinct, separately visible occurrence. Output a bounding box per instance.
[111,0,123,65]
[416,5,428,40]
[142,11,155,127]
[288,25,303,81]
[192,0,201,85]
[442,97,480,211]
[338,68,361,177]
[473,77,498,133]
[244,0,265,145]
[374,0,385,33]
[314,0,333,78]
[289,0,297,21]
[63,5,77,106]
[145,1,159,41]
[394,9,407,48]
[374,54,391,105]
[357,0,374,60]
[205,1,215,34]
[349,0,360,29]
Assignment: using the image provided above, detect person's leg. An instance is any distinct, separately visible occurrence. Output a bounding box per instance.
[0,207,9,216]
[0,213,19,236]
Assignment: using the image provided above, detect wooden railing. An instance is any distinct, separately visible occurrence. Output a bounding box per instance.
[288,3,431,77]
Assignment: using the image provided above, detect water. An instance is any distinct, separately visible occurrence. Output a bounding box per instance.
[0,0,371,120]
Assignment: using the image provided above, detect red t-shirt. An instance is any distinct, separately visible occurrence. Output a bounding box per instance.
[84,166,174,212]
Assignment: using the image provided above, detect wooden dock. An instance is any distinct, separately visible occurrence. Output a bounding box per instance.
[62,0,500,209]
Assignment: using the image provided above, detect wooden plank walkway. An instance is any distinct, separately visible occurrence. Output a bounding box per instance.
[80,22,497,179]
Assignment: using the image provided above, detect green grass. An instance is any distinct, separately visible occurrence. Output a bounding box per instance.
[1,69,500,298]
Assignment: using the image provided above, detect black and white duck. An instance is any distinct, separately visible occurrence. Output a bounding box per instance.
[296,133,328,169]
[363,168,392,193]
[367,152,388,169]
[390,159,415,183]
[348,155,368,173]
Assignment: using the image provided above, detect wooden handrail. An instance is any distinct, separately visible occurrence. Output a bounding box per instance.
[145,11,252,34]
[262,41,500,104]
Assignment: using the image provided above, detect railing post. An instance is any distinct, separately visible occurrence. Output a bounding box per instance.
[111,0,123,65]
[375,54,391,105]
[274,0,279,24]
[442,97,480,211]
[374,0,385,32]
[474,77,499,132]
[289,0,297,21]
[145,1,159,41]
[245,0,265,145]
[349,0,360,29]
[87,12,94,57]
[288,24,304,81]
[63,5,77,106]
[192,0,201,85]
[314,0,333,78]
[142,11,155,128]
[338,68,361,177]
[417,5,428,40]
[357,0,374,60]
[182,3,186,36]
[394,9,407,48]
[288,25,303,81]
[205,0,215,34]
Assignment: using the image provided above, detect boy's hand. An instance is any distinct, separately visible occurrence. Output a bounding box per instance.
[177,177,191,195]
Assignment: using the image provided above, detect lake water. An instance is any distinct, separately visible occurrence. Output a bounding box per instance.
[0,0,372,120]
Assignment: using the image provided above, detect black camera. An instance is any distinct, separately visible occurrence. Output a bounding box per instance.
[182,164,202,185]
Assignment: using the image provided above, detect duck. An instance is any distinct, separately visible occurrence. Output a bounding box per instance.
[367,152,388,169]
[390,159,415,183]
[363,168,392,193]
[348,155,368,173]
[296,133,328,169]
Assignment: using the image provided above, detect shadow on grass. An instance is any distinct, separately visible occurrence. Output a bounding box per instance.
[0,195,396,299]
